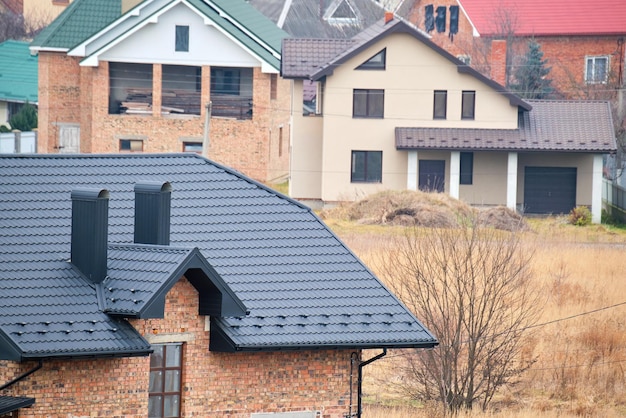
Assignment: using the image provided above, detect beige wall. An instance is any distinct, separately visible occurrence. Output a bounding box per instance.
[23,0,72,26]
[290,32,520,203]
[459,151,508,205]
[289,81,324,200]
[0,101,8,128]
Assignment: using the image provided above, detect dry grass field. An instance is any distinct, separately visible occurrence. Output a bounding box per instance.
[317,191,626,418]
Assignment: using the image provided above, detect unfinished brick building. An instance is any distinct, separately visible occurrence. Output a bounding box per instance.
[30,0,291,182]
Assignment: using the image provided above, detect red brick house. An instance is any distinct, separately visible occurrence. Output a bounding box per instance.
[400,0,626,102]
[30,0,291,183]
[0,153,438,417]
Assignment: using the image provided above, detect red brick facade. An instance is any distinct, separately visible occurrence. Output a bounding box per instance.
[37,52,291,183]
[405,1,626,102]
[1,277,359,417]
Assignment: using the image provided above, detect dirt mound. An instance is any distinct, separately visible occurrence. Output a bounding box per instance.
[320,190,529,231]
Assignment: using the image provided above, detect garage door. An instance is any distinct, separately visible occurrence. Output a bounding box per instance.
[524,167,576,214]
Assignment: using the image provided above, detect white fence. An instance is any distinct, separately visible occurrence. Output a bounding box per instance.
[0,131,37,153]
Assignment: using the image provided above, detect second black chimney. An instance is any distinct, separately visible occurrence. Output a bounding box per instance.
[71,188,109,284]
[134,181,172,245]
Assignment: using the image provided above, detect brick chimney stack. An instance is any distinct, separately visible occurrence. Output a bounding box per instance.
[490,39,507,86]
[385,11,394,24]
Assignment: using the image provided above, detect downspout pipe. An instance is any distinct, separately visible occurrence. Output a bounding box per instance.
[0,359,43,391]
[357,348,387,418]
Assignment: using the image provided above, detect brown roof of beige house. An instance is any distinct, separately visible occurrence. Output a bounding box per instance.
[396,100,616,153]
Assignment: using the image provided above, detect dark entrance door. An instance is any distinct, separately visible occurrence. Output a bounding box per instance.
[419,160,445,192]
[524,166,577,214]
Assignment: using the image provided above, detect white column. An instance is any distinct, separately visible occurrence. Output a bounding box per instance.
[407,151,418,191]
[592,154,603,224]
[507,152,518,210]
[450,151,460,199]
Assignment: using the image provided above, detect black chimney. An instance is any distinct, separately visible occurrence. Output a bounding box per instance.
[134,181,172,245]
[71,188,110,284]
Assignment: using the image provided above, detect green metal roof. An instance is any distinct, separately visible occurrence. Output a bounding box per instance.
[30,0,123,50]
[0,41,38,103]
[208,0,286,52]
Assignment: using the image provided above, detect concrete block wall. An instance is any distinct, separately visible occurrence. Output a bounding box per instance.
[1,277,358,417]
[39,52,291,183]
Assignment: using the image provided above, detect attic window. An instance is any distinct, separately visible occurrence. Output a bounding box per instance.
[175,25,189,52]
[324,0,360,25]
[356,49,386,70]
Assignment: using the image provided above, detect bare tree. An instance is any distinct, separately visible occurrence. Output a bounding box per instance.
[377,221,543,414]
[0,8,51,43]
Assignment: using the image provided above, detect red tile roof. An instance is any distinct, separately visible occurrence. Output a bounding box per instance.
[458,0,626,36]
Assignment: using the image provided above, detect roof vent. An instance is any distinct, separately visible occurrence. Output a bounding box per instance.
[71,188,110,284]
[134,181,172,245]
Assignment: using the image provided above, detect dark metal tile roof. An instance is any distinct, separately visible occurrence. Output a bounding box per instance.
[0,395,35,414]
[396,100,617,153]
[0,154,438,356]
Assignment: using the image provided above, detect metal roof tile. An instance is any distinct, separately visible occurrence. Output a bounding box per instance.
[0,153,437,356]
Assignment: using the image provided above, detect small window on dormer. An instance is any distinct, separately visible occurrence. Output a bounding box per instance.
[175,25,189,52]
[324,0,361,25]
[356,49,386,70]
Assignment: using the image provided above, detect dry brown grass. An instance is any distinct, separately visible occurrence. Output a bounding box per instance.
[323,191,626,417]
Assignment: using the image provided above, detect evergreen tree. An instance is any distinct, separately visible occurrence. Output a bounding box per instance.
[511,39,553,99]
[9,102,38,131]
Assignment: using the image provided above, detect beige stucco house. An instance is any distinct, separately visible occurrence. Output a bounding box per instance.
[281,14,616,222]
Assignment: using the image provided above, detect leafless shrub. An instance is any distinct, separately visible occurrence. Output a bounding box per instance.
[377,220,543,413]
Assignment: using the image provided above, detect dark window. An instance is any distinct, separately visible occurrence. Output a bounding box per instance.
[585,56,608,84]
[270,74,277,100]
[109,62,153,115]
[450,6,459,34]
[175,26,189,52]
[183,142,202,153]
[433,90,447,119]
[425,5,434,32]
[462,90,475,120]
[460,152,473,185]
[120,139,143,152]
[356,49,386,70]
[149,344,182,418]
[210,68,241,95]
[162,65,201,115]
[210,67,253,120]
[435,6,446,33]
[353,89,384,118]
[351,151,382,183]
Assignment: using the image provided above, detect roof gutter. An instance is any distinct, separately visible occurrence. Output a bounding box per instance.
[0,359,42,391]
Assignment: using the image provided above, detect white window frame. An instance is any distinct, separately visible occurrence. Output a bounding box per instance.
[585,55,609,84]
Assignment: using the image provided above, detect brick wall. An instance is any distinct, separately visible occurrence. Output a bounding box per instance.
[39,53,291,182]
[37,52,82,153]
[1,277,358,417]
